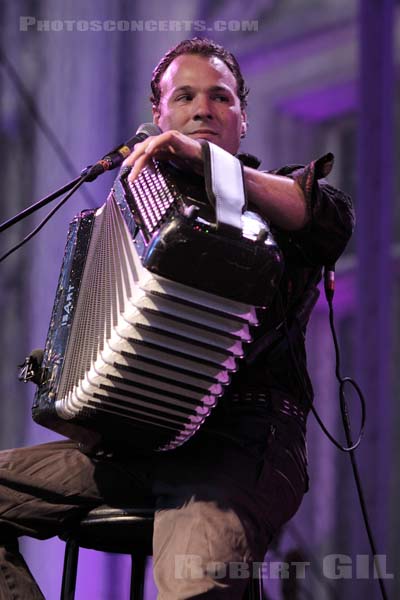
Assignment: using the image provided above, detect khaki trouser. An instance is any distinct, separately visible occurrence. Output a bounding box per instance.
[0,409,306,599]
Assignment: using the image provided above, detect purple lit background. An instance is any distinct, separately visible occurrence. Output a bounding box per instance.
[0,1,399,598]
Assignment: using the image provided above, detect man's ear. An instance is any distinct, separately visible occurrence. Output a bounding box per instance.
[152,105,160,126]
[240,112,248,139]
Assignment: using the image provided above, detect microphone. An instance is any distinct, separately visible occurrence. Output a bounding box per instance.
[84,123,162,181]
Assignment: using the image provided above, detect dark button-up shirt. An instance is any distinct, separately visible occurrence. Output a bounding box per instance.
[203,153,355,432]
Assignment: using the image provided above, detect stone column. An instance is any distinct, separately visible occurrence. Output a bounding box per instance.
[355,0,395,597]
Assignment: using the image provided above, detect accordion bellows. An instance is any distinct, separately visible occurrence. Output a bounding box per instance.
[33,160,283,451]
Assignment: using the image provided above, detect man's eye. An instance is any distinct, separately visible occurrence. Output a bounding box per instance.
[214,95,229,102]
[176,94,192,101]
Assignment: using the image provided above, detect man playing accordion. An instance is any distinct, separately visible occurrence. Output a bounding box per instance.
[0,38,354,599]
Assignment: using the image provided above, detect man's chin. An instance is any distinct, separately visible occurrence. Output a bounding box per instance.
[188,132,218,141]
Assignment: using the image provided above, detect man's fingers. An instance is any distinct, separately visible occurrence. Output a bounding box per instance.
[123,130,202,181]
[127,152,151,182]
[123,136,156,167]
[145,138,178,156]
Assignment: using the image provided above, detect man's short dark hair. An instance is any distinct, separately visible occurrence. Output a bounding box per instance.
[150,37,249,110]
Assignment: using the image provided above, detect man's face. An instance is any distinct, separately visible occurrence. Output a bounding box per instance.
[153,54,247,155]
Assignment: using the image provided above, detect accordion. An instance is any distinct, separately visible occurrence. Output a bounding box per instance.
[32,148,283,452]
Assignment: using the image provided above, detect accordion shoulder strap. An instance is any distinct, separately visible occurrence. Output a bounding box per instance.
[201,141,246,233]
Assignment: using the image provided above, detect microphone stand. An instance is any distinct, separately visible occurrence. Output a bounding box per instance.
[0,166,96,235]
[0,123,159,237]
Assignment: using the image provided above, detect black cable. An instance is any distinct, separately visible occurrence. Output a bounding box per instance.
[278,290,365,452]
[325,292,389,600]
[0,173,89,264]
[279,270,388,600]
[310,301,365,452]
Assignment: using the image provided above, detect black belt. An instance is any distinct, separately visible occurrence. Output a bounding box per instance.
[228,390,307,427]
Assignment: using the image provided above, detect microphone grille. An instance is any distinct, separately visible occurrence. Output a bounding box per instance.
[136,122,162,137]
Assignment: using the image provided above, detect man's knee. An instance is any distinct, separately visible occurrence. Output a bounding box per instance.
[152,499,253,598]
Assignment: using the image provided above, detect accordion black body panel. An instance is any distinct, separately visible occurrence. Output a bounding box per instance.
[33,162,283,452]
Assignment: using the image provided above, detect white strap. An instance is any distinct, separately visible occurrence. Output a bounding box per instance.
[206,142,246,231]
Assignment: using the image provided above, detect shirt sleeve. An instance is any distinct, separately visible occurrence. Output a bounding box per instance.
[269,153,355,267]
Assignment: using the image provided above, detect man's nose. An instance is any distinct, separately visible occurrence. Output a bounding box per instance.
[192,95,213,119]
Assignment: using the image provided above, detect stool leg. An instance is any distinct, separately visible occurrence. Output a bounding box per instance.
[60,538,80,600]
[130,554,147,600]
